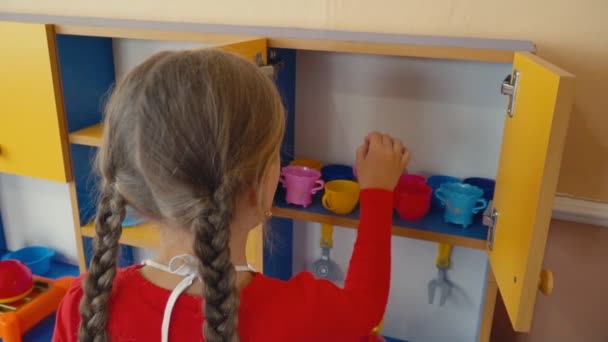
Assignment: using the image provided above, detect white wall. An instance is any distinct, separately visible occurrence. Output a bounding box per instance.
[0,173,77,264]
[291,51,511,341]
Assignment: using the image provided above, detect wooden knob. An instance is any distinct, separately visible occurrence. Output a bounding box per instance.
[538,269,554,295]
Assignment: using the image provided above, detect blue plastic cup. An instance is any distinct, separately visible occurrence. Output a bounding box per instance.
[463,177,495,201]
[321,164,355,182]
[426,175,461,208]
[435,183,488,228]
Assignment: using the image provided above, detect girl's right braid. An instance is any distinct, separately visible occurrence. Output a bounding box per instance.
[192,177,240,342]
[78,181,126,342]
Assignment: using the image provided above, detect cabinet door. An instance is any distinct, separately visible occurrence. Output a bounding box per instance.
[214,37,269,273]
[489,52,574,332]
[0,22,70,182]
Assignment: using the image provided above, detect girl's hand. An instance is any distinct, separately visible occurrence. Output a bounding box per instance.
[355,132,411,191]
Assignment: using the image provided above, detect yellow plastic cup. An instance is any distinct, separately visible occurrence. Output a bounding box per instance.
[322,180,360,214]
[289,159,323,171]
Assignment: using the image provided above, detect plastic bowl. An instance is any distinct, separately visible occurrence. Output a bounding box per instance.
[1,246,55,276]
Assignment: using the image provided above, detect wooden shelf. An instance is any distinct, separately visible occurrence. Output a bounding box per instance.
[81,221,160,250]
[272,193,488,250]
[80,194,488,250]
[69,123,103,147]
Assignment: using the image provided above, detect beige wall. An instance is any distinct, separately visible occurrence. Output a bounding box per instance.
[2,0,607,200]
[2,1,606,340]
[491,220,608,341]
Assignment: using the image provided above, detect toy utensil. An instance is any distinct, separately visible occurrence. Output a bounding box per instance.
[312,224,340,281]
[428,243,453,306]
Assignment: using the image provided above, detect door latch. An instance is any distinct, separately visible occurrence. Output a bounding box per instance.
[483,201,498,251]
[255,51,280,79]
[501,71,520,117]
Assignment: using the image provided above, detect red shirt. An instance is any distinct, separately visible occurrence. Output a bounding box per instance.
[53,189,393,342]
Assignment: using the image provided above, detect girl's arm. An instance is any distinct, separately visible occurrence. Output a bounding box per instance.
[290,188,393,340]
[285,133,408,339]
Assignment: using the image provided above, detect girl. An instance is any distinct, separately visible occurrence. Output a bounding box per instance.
[53,49,410,342]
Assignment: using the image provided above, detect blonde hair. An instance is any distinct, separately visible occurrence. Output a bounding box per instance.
[78,49,285,342]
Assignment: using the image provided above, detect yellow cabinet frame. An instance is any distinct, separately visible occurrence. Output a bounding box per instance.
[0,22,71,182]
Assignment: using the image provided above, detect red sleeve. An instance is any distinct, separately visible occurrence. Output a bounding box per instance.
[288,189,393,340]
[52,276,84,342]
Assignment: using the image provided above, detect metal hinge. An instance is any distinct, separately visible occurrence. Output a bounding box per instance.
[483,201,498,250]
[254,51,280,79]
[501,71,520,117]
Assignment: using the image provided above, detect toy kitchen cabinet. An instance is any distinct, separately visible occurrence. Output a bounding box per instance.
[0,17,574,340]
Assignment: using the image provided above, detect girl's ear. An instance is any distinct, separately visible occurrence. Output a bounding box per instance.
[246,186,259,207]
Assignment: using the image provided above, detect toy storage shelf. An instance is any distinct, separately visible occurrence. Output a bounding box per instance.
[69,123,103,146]
[81,222,160,250]
[80,203,487,251]
[273,197,488,250]
[71,123,488,250]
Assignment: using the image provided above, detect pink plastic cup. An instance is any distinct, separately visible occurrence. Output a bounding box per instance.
[280,166,324,207]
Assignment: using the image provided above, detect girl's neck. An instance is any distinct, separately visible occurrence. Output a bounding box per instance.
[139,223,252,296]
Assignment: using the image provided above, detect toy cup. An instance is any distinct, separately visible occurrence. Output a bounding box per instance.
[289,159,323,171]
[435,183,488,228]
[322,180,360,214]
[394,181,432,221]
[426,175,461,208]
[280,166,324,207]
[463,177,495,201]
[321,164,355,182]
[395,174,426,189]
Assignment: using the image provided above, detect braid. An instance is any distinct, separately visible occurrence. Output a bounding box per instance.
[78,181,126,342]
[193,179,240,342]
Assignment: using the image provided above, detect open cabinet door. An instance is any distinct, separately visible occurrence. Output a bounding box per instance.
[488,52,574,332]
[0,22,70,182]
[213,37,269,273]
[212,38,268,65]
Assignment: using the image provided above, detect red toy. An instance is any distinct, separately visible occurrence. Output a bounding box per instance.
[0,276,73,342]
[0,260,34,304]
[394,180,432,221]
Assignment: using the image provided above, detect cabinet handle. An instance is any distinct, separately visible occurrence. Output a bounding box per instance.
[538,269,554,296]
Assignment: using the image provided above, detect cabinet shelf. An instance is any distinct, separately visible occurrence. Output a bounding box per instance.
[70,122,488,250]
[80,193,488,251]
[81,221,160,250]
[80,202,487,250]
[69,123,103,146]
[272,195,488,250]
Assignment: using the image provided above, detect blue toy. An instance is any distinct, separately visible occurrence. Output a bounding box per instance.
[426,175,460,208]
[435,183,487,228]
[321,164,355,182]
[463,177,495,201]
[1,246,55,276]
